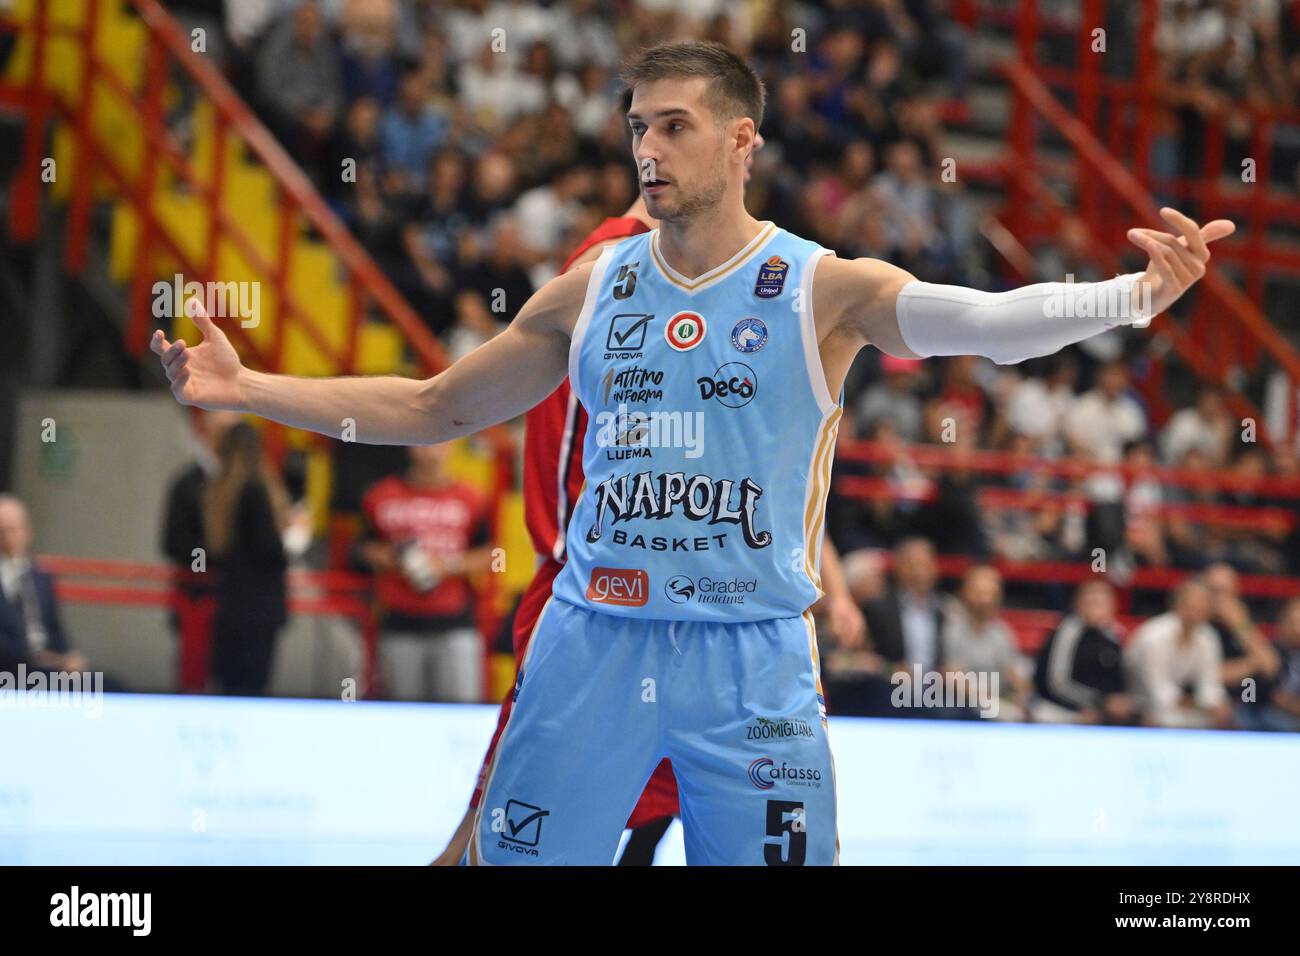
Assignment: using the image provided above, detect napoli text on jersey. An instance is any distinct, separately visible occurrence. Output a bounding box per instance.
[552,222,843,621]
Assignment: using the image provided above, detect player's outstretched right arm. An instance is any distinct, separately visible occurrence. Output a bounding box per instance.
[150,263,593,445]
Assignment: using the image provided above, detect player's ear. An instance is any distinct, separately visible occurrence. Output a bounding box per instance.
[732,117,756,160]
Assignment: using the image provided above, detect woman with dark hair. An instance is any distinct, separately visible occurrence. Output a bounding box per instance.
[203,422,290,696]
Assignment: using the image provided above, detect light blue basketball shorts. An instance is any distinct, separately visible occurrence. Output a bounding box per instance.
[465,596,839,865]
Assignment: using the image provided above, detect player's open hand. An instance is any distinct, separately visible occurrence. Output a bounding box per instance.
[150,298,246,410]
[1127,208,1235,323]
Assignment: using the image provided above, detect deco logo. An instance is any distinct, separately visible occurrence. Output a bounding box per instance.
[698,362,756,408]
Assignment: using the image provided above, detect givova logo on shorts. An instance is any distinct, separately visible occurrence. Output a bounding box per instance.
[748,757,823,790]
[494,799,551,856]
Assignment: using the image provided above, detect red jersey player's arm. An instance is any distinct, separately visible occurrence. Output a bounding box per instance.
[150,260,595,445]
[818,538,866,649]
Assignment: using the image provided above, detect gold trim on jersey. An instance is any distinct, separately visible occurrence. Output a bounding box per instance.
[649,221,778,292]
[801,407,843,594]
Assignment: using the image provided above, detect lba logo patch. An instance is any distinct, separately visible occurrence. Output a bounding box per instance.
[665,311,706,351]
[754,256,789,298]
[731,317,767,353]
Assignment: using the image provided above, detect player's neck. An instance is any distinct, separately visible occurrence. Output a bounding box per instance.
[655,206,765,281]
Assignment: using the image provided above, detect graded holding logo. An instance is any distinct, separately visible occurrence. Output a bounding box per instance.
[664,573,695,603]
[665,310,706,351]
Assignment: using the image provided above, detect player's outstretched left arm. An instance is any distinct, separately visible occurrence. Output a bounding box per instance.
[818,207,1235,364]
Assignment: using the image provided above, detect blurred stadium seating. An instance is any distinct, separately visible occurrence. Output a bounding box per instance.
[2,0,1300,731]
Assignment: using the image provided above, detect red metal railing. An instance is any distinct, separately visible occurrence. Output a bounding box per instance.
[955,0,1300,444]
[836,439,1300,533]
[1001,59,1300,433]
[897,554,1291,653]
[837,439,1300,496]
[42,547,1296,677]
[40,555,382,695]
[837,475,1297,533]
[2,0,517,673]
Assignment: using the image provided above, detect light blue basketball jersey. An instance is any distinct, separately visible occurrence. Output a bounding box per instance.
[550,221,844,622]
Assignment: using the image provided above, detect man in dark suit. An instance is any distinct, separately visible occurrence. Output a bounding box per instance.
[863,537,950,677]
[824,536,956,716]
[0,494,87,675]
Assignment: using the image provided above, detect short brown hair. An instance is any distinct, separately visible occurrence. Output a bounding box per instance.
[621,41,765,130]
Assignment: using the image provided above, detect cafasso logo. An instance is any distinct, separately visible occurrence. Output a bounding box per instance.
[662,573,758,605]
[748,757,822,790]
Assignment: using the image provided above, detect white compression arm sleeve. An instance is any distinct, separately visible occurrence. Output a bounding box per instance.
[895,273,1150,366]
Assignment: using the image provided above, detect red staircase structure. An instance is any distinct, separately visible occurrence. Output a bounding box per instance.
[0,0,515,694]
[957,0,1300,444]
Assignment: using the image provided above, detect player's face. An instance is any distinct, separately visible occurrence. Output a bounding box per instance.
[627,79,732,222]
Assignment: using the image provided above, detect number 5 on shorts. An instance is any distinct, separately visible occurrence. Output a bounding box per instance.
[764,799,806,866]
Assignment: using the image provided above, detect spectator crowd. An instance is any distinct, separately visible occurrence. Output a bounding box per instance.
[13,0,1276,726]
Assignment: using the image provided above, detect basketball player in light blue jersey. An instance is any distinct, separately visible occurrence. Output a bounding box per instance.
[153,41,1234,865]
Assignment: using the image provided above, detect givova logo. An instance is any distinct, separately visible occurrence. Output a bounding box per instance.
[495,799,551,856]
[50,886,151,936]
